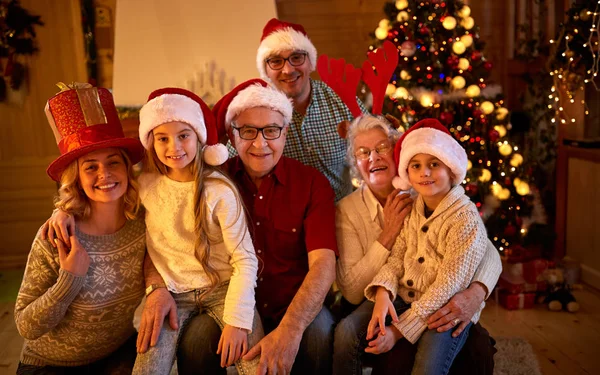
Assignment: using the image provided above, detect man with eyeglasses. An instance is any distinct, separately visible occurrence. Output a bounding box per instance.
[255,18,368,202]
[169,80,338,375]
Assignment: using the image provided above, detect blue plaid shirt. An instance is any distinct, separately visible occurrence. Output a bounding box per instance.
[228,79,366,201]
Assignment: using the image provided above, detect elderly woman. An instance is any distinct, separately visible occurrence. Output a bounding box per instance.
[333,115,501,375]
[15,85,146,375]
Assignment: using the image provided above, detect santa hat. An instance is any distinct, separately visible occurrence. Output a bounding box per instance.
[139,88,228,166]
[392,118,468,191]
[212,78,293,144]
[256,18,317,83]
[45,83,144,182]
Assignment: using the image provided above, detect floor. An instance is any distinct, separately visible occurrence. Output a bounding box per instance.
[1,269,599,375]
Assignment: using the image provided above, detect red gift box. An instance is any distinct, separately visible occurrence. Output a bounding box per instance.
[498,291,535,310]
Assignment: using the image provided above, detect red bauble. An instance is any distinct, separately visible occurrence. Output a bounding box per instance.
[504,224,517,237]
[504,178,512,186]
[471,51,482,61]
[447,55,459,67]
[473,109,483,118]
[440,111,454,125]
[420,26,430,35]
[489,129,500,142]
[484,61,493,70]
[465,182,479,196]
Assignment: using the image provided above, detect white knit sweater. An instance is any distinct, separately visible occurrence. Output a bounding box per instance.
[336,184,501,305]
[364,185,489,344]
[139,171,258,331]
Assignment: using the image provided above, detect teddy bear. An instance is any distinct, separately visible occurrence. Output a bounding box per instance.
[539,268,580,312]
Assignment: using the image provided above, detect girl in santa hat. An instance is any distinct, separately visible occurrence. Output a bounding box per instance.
[130,88,262,375]
[363,118,488,375]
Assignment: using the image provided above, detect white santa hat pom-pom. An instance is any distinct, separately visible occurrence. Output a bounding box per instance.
[392,175,410,190]
[203,144,229,166]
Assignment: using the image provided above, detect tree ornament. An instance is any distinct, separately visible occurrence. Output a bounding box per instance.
[461,17,475,30]
[420,93,434,107]
[379,19,390,29]
[453,41,466,54]
[499,143,513,156]
[489,129,500,142]
[440,111,454,125]
[473,109,483,118]
[397,11,409,22]
[484,61,493,70]
[395,0,409,10]
[466,84,481,97]
[466,182,478,196]
[400,40,417,56]
[510,153,523,167]
[479,169,491,182]
[480,101,494,114]
[393,87,409,99]
[461,34,473,48]
[471,51,482,61]
[457,6,471,18]
[442,16,457,30]
[375,27,388,40]
[447,55,459,67]
[400,70,412,80]
[494,125,507,137]
[386,83,397,96]
[451,76,466,89]
[420,26,430,35]
[496,107,509,120]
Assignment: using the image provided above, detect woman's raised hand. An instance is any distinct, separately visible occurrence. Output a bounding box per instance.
[378,189,412,250]
[56,236,90,276]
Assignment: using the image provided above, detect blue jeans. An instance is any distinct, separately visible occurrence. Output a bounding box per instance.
[178,305,335,375]
[412,321,472,375]
[333,299,406,375]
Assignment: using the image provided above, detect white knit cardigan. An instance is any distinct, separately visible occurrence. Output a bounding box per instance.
[363,185,490,343]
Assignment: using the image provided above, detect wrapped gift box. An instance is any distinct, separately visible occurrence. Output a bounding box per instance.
[498,291,536,310]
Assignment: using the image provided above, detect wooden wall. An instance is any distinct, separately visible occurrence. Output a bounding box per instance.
[0,0,87,268]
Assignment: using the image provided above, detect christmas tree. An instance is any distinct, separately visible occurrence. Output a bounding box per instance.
[368,0,540,255]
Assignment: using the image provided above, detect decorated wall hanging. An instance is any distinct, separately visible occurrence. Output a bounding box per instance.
[0,0,43,102]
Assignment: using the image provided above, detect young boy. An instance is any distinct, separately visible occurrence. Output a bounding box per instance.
[364,119,488,375]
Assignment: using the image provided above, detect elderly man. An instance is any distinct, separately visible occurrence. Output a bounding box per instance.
[254,18,367,202]
[140,79,338,375]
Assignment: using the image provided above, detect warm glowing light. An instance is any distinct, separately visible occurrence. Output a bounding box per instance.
[461,34,473,47]
[451,76,466,89]
[461,17,474,30]
[453,41,466,54]
[395,0,409,10]
[386,84,396,96]
[458,5,471,18]
[400,70,412,80]
[375,27,388,40]
[397,11,409,22]
[443,16,457,30]
[510,153,523,167]
[458,58,470,70]
[465,85,480,97]
[499,143,513,156]
[479,169,491,182]
[494,125,507,137]
[393,87,409,99]
[420,93,434,107]
[480,101,494,114]
[516,182,530,196]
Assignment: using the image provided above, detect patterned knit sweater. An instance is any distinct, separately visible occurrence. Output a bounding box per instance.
[365,185,487,344]
[15,219,146,367]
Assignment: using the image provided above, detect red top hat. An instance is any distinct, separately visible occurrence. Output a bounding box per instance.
[45,84,145,181]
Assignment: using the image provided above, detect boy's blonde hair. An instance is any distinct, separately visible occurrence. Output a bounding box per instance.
[54,149,141,220]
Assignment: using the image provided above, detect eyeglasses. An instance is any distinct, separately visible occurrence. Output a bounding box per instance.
[265,52,308,70]
[354,142,392,160]
[232,125,284,140]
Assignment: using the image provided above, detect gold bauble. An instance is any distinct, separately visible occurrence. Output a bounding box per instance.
[499,143,513,156]
[461,17,474,30]
[458,6,471,18]
[465,85,481,97]
[498,188,511,200]
[510,153,523,167]
[443,16,457,30]
[480,101,494,114]
[394,87,409,99]
[496,107,509,120]
[458,58,470,70]
[490,183,502,196]
[453,41,466,54]
[420,93,434,107]
[451,76,466,89]
[479,169,491,182]
[395,0,409,10]
[397,11,409,22]
[375,27,388,40]
[467,160,473,171]
[386,84,397,96]
[400,70,412,80]
[461,34,473,48]
[516,181,530,196]
[494,125,507,137]
[513,177,522,187]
